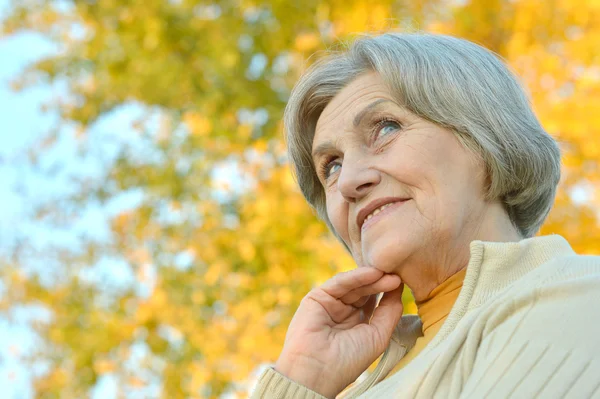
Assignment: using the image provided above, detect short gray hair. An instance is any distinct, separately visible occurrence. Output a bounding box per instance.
[284,32,561,244]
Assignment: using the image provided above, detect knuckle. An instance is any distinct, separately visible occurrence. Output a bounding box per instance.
[302,290,319,304]
[306,288,328,302]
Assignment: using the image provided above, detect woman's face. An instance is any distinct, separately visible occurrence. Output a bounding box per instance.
[312,72,490,282]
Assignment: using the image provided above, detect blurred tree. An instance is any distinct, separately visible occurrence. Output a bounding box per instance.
[1,0,599,398]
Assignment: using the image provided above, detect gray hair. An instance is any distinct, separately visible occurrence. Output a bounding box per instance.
[284,33,562,245]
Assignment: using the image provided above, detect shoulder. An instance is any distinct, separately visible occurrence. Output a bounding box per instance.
[461,254,600,397]
[498,250,600,299]
[482,252,600,350]
[515,252,600,302]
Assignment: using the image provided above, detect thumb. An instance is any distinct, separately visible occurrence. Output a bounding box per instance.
[368,283,404,350]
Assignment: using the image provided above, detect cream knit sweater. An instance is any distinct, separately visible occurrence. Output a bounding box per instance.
[250,234,600,398]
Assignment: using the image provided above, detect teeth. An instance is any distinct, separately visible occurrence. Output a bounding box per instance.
[365,203,393,222]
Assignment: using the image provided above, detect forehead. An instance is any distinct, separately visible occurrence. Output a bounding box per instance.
[313,72,393,146]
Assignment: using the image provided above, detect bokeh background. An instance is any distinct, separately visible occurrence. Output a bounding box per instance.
[0,0,599,398]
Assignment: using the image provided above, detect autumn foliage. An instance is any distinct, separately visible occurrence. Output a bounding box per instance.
[1,0,599,398]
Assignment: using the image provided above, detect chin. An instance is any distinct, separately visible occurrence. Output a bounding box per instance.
[362,233,412,274]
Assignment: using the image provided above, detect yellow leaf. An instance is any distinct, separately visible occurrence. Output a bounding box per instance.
[239,240,256,262]
[277,287,292,305]
[204,262,225,285]
[128,376,146,388]
[183,112,212,136]
[192,291,206,305]
[94,359,116,375]
[295,32,321,52]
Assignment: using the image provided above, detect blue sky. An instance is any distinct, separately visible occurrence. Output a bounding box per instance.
[0,4,57,396]
[0,2,232,395]
[0,0,141,395]
[0,0,256,393]
[0,32,57,251]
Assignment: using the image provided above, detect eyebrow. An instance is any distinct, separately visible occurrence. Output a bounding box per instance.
[311,99,392,161]
[353,98,391,127]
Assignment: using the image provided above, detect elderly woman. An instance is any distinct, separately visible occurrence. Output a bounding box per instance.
[250,33,600,398]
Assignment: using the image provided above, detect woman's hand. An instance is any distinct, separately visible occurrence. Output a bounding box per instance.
[274,267,404,399]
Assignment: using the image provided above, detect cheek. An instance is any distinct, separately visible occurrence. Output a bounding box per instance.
[326,198,350,241]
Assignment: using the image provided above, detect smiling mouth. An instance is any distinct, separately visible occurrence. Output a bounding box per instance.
[364,202,396,223]
[361,200,409,231]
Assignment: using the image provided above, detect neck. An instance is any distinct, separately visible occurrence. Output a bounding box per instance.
[402,202,523,302]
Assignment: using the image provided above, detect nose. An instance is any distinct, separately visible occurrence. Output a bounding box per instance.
[337,154,381,203]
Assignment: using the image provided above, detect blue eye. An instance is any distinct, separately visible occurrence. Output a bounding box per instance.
[319,158,341,180]
[327,163,341,177]
[324,161,341,179]
[376,120,401,139]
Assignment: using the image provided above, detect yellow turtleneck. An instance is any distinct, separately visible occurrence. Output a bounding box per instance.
[385,267,467,378]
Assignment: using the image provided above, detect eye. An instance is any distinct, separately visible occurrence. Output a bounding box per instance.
[319,157,341,181]
[374,119,402,140]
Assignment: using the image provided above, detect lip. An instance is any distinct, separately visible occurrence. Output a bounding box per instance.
[357,197,410,231]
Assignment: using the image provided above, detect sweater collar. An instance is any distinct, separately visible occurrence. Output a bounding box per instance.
[426,234,575,348]
[360,234,576,392]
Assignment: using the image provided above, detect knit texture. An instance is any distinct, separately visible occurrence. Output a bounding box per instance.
[250,235,600,398]
[385,267,466,378]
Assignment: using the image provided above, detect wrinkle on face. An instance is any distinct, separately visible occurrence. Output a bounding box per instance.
[311,72,518,299]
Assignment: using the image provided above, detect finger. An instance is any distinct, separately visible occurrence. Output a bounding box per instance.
[321,267,384,299]
[359,294,377,323]
[352,295,371,309]
[340,274,401,305]
[305,289,361,324]
[306,279,393,326]
[367,284,404,351]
